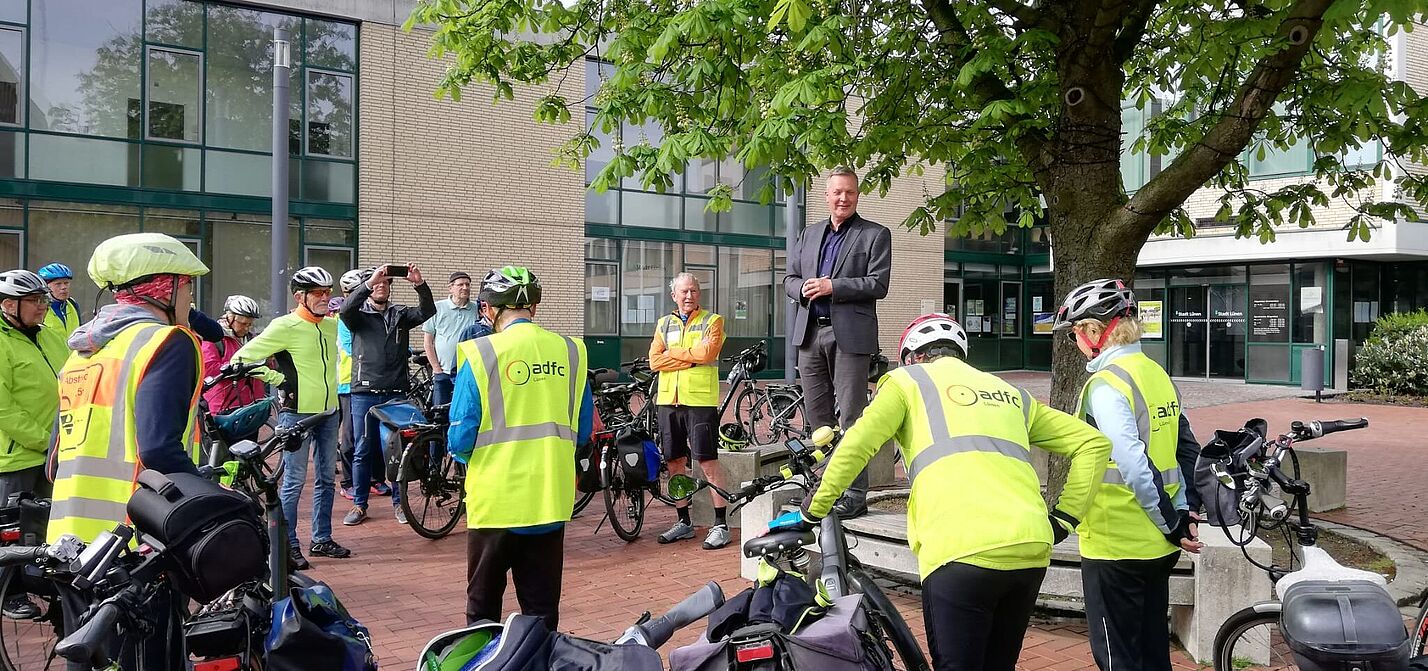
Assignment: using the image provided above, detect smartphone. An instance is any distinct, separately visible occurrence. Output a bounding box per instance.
[385,264,409,278]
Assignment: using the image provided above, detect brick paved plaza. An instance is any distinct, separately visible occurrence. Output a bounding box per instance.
[298,391,1419,670]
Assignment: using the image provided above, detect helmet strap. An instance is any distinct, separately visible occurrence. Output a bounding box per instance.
[1079,315,1122,357]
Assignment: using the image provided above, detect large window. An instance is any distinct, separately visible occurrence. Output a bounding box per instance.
[306,70,352,157]
[31,0,143,138]
[27,202,142,311]
[205,5,300,152]
[146,47,202,143]
[620,241,681,338]
[718,247,774,338]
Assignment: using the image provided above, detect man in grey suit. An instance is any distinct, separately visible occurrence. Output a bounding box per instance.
[783,166,892,518]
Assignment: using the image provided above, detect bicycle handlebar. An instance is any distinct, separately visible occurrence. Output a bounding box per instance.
[0,534,84,568]
[203,361,266,391]
[1291,417,1368,440]
[0,545,43,567]
[55,596,125,665]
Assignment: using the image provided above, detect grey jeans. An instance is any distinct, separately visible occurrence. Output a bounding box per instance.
[797,324,871,501]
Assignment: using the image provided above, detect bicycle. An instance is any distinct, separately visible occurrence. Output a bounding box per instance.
[387,405,468,539]
[198,361,279,470]
[1205,416,1414,670]
[667,426,929,670]
[722,342,809,446]
[0,536,86,671]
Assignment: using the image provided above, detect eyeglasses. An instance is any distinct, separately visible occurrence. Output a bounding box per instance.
[17,295,47,306]
[305,289,333,299]
[230,317,255,329]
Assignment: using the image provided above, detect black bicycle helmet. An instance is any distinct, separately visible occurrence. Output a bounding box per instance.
[481,265,541,308]
[1052,278,1135,330]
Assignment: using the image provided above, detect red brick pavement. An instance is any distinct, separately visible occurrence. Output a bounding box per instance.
[306,497,1204,670]
[1181,396,1428,551]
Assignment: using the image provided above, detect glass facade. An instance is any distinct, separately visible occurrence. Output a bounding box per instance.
[583,59,790,372]
[0,1,357,319]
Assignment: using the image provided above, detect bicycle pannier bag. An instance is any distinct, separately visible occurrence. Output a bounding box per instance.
[671,595,880,671]
[126,470,266,604]
[266,581,377,671]
[1280,580,1409,671]
[615,429,653,485]
[371,399,429,482]
[575,438,602,494]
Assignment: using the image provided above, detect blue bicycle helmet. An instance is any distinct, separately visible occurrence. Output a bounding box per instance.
[37,263,73,281]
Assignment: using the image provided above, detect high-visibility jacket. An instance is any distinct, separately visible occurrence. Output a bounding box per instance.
[44,298,82,337]
[456,321,587,529]
[653,310,722,407]
[808,356,1112,579]
[1077,351,1182,560]
[335,318,352,393]
[47,323,201,543]
[0,319,68,473]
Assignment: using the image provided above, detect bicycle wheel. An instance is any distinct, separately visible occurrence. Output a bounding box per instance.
[732,386,760,432]
[0,567,63,671]
[1213,604,1295,670]
[573,490,595,516]
[847,568,929,671]
[398,431,465,540]
[750,391,807,446]
[602,454,646,542]
[1411,595,1428,657]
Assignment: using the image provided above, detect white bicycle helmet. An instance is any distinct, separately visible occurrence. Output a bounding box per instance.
[898,313,968,365]
[289,266,334,292]
[223,295,261,318]
[1052,278,1135,330]
[339,268,371,293]
[0,270,49,299]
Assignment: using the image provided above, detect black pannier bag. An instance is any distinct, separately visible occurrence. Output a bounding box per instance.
[614,428,655,485]
[574,439,602,494]
[126,469,267,603]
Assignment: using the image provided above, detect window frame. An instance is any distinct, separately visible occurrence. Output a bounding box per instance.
[0,26,24,129]
[143,45,205,145]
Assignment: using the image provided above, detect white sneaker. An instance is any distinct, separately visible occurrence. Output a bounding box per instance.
[658,520,696,544]
[702,524,731,550]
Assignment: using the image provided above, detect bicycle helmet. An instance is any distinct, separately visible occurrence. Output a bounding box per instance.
[481,265,541,308]
[0,270,48,299]
[88,233,209,289]
[223,294,261,318]
[289,266,334,293]
[898,313,968,365]
[718,423,750,452]
[339,268,371,293]
[1052,278,1135,330]
[867,352,890,383]
[37,263,73,281]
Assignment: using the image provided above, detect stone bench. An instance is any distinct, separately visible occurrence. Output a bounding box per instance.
[1295,447,1347,512]
[739,491,1272,664]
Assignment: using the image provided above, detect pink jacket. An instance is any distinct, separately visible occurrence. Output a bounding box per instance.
[201,336,265,413]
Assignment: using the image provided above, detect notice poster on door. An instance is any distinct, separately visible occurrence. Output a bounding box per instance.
[1138,300,1164,339]
[1250,287,1290,342]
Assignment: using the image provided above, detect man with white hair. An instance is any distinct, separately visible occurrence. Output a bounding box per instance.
[648,272,733,549]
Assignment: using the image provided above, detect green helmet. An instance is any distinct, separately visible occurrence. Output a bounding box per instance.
[89,233,209,289]
[481,266,541,308]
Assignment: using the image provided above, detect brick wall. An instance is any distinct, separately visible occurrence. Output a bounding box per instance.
[1401,24,1428,181]
[357,24,587,336]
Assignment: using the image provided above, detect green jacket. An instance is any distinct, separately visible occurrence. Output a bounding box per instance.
[0,319,68,473]
[232,310,338,414]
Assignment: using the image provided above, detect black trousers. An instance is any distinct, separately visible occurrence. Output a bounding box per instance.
[921,561,1047,671]
[337,394,354,488]
[466,527,565,630]
[1082,551,1181,671]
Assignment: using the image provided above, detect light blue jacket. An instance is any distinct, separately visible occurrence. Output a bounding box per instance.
[1085,343,1186,534]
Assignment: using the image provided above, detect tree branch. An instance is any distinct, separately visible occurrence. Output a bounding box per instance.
[986,0,1049,32]
[921,0,1052,180]
[1110,0,1159,63]
[1111,0,1333,239]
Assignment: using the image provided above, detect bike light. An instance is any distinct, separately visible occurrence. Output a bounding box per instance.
[0,529,17,543]
[736,642,775,662]
[400,428,420,439]
[193,657,242,671]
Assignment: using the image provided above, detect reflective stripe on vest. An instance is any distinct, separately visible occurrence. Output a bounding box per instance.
[902,365,1033,484]
[1077,353,1183,560]
[469,335,581,449]
[48,324,201,543]
[654,310,721,407]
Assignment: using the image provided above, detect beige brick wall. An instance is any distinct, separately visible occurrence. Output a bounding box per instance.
[808,168,946,358]
[1400,24,1428,180]
[357,24,587,336]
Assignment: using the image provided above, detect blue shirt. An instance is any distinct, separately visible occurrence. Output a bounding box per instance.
[421,299,479,374]
[812,223,847,319]
[1084,343,1185,533]
[446,319,594,533]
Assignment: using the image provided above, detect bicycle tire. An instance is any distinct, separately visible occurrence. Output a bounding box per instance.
[602,454,646,542]
[1411,595,1428,657]
[573,490,595,516]
[1213,603,1293,670]
[398,431,465,540]
[731,386,760,434]
[750,391,806,446]
[0,566,63,671]
[847,568,929,671]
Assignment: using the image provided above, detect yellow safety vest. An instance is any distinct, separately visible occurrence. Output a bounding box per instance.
[334,318,352,388]
[884,357,1051,578]
[48,323,202,544]
[654,310,721,407]
[1076,351,1183,560]
[44,299,82,337]
[456,322,587,529]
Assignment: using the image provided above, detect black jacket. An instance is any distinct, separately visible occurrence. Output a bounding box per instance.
[339,281,437,393]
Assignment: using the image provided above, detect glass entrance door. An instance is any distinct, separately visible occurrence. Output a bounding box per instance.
[1168,285,1246,379]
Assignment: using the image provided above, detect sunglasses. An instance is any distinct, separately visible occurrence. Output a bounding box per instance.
[1064,329,1079,344]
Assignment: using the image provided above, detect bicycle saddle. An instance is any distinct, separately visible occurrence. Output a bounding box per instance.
[743,529,814,559]
[590,368,619,385]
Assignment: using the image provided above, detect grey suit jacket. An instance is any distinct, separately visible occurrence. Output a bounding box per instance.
[782,213,893,355]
